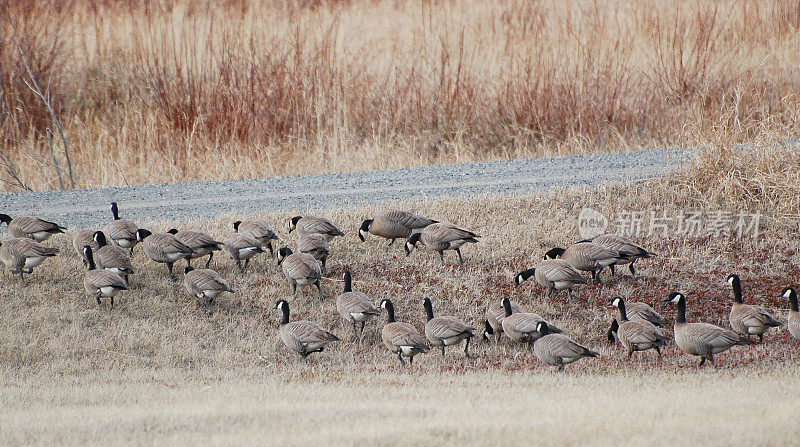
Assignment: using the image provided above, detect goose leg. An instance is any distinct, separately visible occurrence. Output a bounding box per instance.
[456,248,464,264]
[698,357,706,367]
[558,363,565,372]
[243,258,250,273]
[267,241,274,258]
[655,346,662,362]
[235,259,243,274]
[438,251,445,263]
[397,351,405,365]
[388,238,395,247]
[627,349,633,360]
[167,262,177,281]
[409,355,414,365]
[315,281,324,302]
[464,337,472,358]
[110,296,114,309]
[291,282,297,298]
[352,322,358,341]
[758,333,764,343]
[360,321,366,336]
[440,346,446,358]
[205,252,213,269]
[629,261,637,275]
[185,257,192,269]
[709,355,716,368]
[609,264,616,276]
[95,293,102,306]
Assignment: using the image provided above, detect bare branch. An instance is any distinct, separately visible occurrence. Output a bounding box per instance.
[15,40,75,188]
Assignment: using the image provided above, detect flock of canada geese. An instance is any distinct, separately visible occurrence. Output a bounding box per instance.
[1,204,798,370]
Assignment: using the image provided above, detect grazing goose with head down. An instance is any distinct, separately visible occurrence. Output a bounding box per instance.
[335,270,379,341]
[273,299,340,358]
[515,259,587,299]
[167,228,223,269]
[544,242,622,284]
[422,297,476,358]
[233,220,278,257]
[610,297,668,360]
[140,230,194,280]
[184,266,234,315]
[287,216,344,241]
[222,233,264,274]
[359,210,436,247]
[277,247,324,301]
[93,231,135,282]
[726,274,782,342]
[582,234,656,276]
[663,291,755,367]
[500,297,562,349]
[297,233,331,273]
[0,213,65,242]
[533,322,599,371]
[380,298,429,365]
[0,237,59,280]
[404,222,480,264]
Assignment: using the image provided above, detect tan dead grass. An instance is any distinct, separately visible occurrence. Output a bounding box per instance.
[1,182,799,444]
[2,0,799,190]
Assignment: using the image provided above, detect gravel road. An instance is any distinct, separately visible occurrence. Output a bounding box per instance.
[0,148,691,229]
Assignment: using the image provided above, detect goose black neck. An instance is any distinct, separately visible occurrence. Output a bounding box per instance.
[731,277,743,303]
[675,296,686,324]
[85,247,97,271]
[359,219,372,232]
[280,302,290,325]
[790,290,798,312]
[502,299,513,317]
[343,271,352,293]
[539,322,550,336]
[423,299,434,322]
[94,231,108,248]
[384,301,396,323]
[111,203,120,220]
[520,268,535,282]
[617,299,629,322]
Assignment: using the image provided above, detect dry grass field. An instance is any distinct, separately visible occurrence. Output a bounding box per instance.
[2,164,800,444]
[2,0,800,190]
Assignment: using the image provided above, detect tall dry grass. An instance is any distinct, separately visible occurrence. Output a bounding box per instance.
[1,0,799,190]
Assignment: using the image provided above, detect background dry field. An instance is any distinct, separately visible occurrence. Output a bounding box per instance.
[2,0,800,190]
[2,172,800,445]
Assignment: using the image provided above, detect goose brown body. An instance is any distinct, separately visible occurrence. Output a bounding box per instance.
[611,297,668,359]
[515,259,587,299]
[298,233,330,271]
[533,322,599,371]
[0,237,59,278]
[664,291,755,367]
[184,266,233,314]
[585,234,656,275]
[380,299,429,365]
[726,274,782,342]
[359,210,435,244]
[0,214,65,242]
[335,271,379,340]
[274,300,339,358]
[422,298,475,358]
[405,222,480,263]
[222,233,264,274]
[288,216,344,240]
[544,242,622,283]
[277,247,323,300]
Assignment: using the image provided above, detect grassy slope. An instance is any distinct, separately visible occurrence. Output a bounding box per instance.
[1,180,799,444]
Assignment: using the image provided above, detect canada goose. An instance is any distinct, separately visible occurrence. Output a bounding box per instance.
[782,287,800,339]
[380,298,430,365]
[277,247,323,301]
[139,230,194,280]
[0,237,59,279]
[404,222,480,263]
[287,216,344,240]
[184,266,234,315]
[273,299,340,358]
[422,297,476,358]
[93,231,135,281]
[582,234,656,276]
[544,242,622,284]
[663,291,755,367]
[166,228,223,269]
[336,270,379,340]
[107,202,142,253]
[533,321,599,371]
[515,259,587,299]
[359,210,436,246]
[222,233,264,274]
[73,229,100,266]
[233,220,278,257]
[482,299,523,342]
[622,301,665,327]
[500,297,562,349]
[726,274,782,342]
[610,297,668,360]
[82,245,127,309]
[0,213,65,241]
[297,233,330,273]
